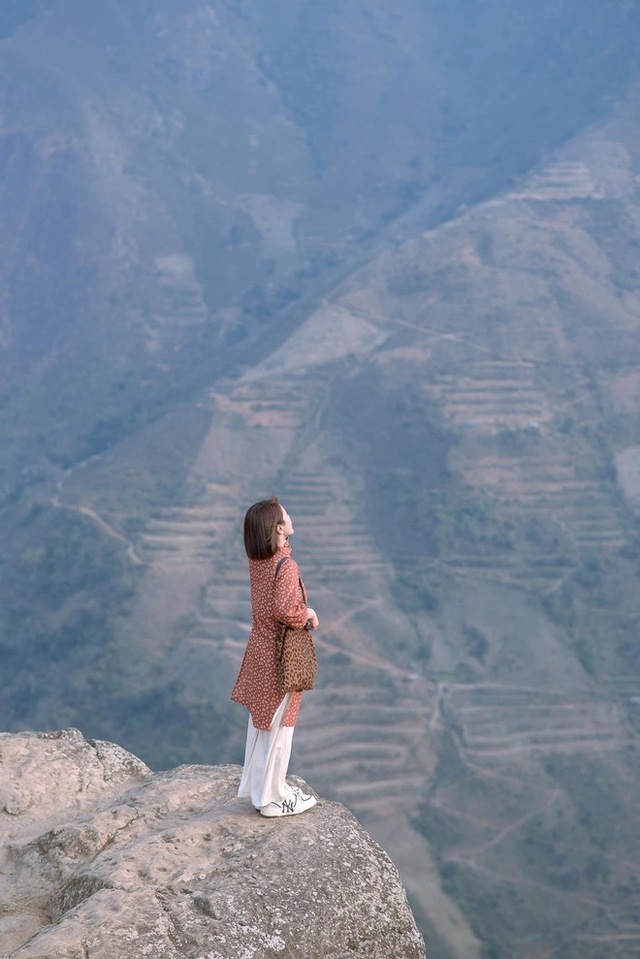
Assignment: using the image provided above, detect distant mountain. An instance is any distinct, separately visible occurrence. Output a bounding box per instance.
[1,1,639,479]
[3,4,640,958]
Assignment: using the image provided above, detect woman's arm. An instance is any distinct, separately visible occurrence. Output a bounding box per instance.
[273,558,311,628]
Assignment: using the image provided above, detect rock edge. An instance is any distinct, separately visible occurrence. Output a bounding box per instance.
[0,728,426,959]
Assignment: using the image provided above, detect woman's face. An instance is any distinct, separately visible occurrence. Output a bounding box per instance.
[278,505,294,538]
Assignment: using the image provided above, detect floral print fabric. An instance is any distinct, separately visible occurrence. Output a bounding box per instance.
[231,542,308,730]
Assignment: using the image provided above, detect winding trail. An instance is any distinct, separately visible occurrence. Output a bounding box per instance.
[51,472,145,565]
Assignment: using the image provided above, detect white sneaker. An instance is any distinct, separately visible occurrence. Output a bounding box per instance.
[260,789,317,818]
[291,785,313,800]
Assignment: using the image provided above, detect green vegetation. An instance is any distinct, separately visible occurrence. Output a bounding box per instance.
[104,683,243,771]
[0,503,138,728]
[415,745,640,958]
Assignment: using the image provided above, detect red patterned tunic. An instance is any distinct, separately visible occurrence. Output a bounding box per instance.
[230,542,308,730]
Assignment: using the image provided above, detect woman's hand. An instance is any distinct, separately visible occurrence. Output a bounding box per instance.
[305,607,319,630]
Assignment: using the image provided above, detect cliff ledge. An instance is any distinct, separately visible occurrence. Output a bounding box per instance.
[0,729,426,958]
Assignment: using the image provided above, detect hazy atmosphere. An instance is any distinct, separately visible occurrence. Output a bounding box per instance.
[3,2,640,956]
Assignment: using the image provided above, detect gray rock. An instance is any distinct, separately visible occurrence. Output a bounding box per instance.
[0,729,426,959]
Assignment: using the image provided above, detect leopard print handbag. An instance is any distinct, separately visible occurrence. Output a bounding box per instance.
[274,558,317,692]
[275,622,317,692]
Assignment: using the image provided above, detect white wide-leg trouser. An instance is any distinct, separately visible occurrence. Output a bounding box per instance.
[237,694,294,809]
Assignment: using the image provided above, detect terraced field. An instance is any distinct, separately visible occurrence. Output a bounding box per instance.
[146,255,208,346]
[140,483,252,686]
[138,505,223,564]
[276,469,389,579]
[448,440,626,590]
[264,461,435,818]
[424,349,628,591]
[429,362,549,431]
[508,160,601,201]
[302,694,430,812]
[443,683,628,760]
[422,674,640,958]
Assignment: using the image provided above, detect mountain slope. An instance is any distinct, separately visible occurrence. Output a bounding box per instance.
[91,84,640,957]
[2,0,640,481]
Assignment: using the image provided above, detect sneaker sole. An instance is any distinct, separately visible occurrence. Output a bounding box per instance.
[260,795,317,818]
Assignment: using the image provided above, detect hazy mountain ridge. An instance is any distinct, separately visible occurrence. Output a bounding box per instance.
[3,0,640,420]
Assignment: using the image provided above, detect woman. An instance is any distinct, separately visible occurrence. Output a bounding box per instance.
[231,497,319,818]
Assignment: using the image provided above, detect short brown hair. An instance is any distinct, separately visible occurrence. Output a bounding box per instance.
[243,497,284,560]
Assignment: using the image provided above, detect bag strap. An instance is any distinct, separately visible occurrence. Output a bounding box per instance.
[274,555,307,604]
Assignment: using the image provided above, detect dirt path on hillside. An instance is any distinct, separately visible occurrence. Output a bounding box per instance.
[51,476,145,565]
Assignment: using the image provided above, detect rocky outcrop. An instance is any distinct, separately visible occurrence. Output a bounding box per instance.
[0,729,426,959]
